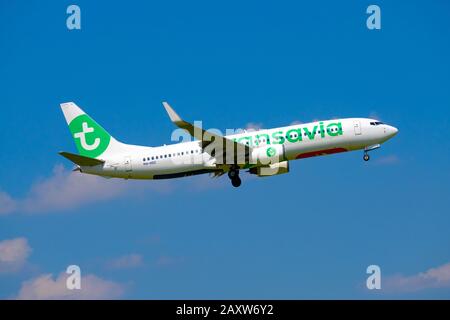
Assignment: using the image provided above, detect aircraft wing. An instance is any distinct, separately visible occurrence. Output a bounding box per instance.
[162,102,251,165]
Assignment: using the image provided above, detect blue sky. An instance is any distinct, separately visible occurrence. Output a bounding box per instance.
[1,0,450,299]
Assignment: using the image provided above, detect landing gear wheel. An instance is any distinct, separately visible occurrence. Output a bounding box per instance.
[231,176,242,187]
[363,153,370,161]
[228,170,238,179]
[228,167,241,187]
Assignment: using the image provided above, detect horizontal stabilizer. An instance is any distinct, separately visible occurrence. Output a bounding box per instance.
[59,151,105,166]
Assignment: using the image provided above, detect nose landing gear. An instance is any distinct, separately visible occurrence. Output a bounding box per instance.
[228,168,241,187]
[363,144,380,162]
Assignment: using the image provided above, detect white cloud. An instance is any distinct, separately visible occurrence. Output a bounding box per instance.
[384,262,450,293]
[185,173,228,191]
[0,191,16,215]
[0,164,174,214]
[106,254,143,270]
[20,165,129,213]
[16,272,125,300]
[0,237,32,273]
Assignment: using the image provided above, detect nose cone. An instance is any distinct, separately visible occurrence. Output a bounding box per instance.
[387,125,399,138]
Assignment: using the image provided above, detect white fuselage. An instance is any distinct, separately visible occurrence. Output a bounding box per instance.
[81,118,398,179]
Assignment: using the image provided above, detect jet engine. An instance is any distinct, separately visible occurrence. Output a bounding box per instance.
[249,160,290,177]
[250,144,286,165]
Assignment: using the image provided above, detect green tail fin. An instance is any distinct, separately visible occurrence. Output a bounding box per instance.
[60,102,112,158]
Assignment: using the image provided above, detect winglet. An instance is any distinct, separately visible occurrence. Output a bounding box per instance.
[162,102,183,124]
[160,101,252,165]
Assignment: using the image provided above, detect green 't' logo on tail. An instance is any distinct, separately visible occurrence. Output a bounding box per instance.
[69,114,111,158]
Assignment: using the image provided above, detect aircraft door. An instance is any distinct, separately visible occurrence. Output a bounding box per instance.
[353,120,362,135]
[124,156,132,172]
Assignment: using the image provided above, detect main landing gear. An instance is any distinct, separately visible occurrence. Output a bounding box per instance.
[363,144,381,162]
[228,168,241,187]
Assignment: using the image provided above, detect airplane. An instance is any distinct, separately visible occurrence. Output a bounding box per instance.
[59,102,398,187]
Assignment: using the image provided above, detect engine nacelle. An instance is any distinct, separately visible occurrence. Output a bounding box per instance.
[250,144,286,165]
[250,160,290,177]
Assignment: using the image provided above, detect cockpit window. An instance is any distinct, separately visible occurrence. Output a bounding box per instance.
[370,121,384,126]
